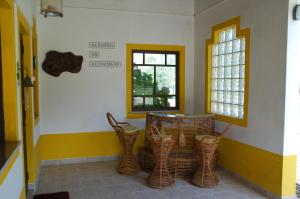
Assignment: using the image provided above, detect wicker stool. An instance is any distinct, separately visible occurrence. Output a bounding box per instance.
[147,126,175,189]
[107,112,140,175]
[192,135,220,188]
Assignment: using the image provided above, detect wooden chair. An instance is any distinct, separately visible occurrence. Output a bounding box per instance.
[147,125,175,189]
[106,112,140,175]
[192,124,231,188]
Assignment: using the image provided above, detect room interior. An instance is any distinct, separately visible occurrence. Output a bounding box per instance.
[0,0,300,199]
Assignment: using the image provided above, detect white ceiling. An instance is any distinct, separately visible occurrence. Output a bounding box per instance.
[195,0,225,15]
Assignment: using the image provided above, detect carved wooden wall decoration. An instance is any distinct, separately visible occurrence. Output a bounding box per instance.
[42,51,83,77]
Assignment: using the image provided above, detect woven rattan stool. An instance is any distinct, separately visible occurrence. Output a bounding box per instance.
[147,125,174,189]
[107,112,140,175]
[192,135,220,188]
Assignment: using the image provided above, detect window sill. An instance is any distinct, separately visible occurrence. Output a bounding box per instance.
[0,141,20,185]
[127,110,184,119]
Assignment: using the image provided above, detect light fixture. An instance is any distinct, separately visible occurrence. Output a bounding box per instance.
[24,75,34,88]
[41,0,63,18]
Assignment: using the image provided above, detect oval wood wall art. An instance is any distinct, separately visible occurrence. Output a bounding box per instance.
[42,51,83,77]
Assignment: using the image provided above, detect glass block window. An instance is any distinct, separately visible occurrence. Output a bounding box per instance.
[132,50,179,111]
[206,17,250,126]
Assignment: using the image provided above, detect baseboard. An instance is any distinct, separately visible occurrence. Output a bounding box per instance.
[218,165,297,199]
[41,155,121,166]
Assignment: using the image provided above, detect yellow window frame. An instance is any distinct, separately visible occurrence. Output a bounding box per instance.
[205,17,250,127]
[126,44,185,119]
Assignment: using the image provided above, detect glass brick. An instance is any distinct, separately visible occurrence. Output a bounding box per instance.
[219,31,226,42]
[224,91,231,103]
[225,41,233,53]
[239,79,245,92]
[239,92,244,105]
[218,79,224,90]
[240,38,246,51]
[219,43,225,54]
[218,103,224,114]
[232,52,240,65]
[212,44,219,55]
[232,27,236,39]
[231,92,239,104]
[211,79,217,90]
[239,106,244,119]
[240,52,245,64]
[233,39,240,52]
[232,66,239,78]
[224,104,231,116]
[225,54,232,66]
[218,67,224,78]
[219,55,225,67]
[231,104,239,118]
[218,91,224,102]
[212,56,218,67]
[224,79,232,91]
[211,102,217,113]
[239,65,245,78]
[211,91,217,101]
[212,68,218,78]
[225,28,233,41]
[232,79,239,91]
[225,67,232,78]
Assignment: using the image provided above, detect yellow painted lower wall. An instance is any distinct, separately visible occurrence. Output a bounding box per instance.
[19,186,26,199]
[219,137,296,197]
[28,137,41,184]
[40,131,145,160]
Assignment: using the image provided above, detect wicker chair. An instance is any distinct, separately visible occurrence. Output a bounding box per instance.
[106,112,140,175]
[192,124,231,188]
[147,125,175,189]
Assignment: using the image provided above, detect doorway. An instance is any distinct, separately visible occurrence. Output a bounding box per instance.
[19,33,29,193]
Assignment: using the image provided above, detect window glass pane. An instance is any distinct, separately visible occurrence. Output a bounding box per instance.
[219,43,225,55]
[239,106,244,118]
[217,91,224,102]
[224,92,231,103]
[219,55,225,67]
[232,79,239,91]
[167,96,176,107]
[239,79,245,92]
[218,103,224,114]
[240,52,245,64]
[167,54,176,65]
[133,66,154,95]
[224,79,231,91]
[231,104,239,118]
[156,67,176,95]
[211,102,217,113]
[133,53,143,64]
[212,44,219,55]
[212,56,218,67]
[231,92,239,104]
[233,39,240,52]
[145,53,165,65]
[211,91,217,101]
[239,92,244,105]
[218,67,224,78]
[239,65,245,78]
[212,68,218,78]
[133,97,143,107]
[154,97,166,108]
[225,28,233,41]
[225,67,231,78]
[224,104,231,116]
[211,79,217,90]
[232,66,239,78]
[240,38,246,51]
[232,52,240,65]
[219,31,226,43]
[218,79,224,90]
[225,41,232,53]
[145,97,153,106]
[225,54,232,66]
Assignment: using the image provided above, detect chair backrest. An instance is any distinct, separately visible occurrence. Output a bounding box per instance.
[106,112,123,133]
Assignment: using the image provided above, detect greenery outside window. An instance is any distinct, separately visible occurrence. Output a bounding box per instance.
[127,44,185,119]
[206,17,250,126]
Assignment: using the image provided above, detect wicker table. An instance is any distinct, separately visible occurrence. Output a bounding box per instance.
[140,113,215,177]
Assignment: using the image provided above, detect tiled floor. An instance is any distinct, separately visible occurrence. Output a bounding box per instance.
[32,161,268,199]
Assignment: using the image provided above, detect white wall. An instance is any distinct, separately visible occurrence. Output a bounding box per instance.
[283,0,300,156]
[0,153,24,199]
[37,3,195,134]
[194,0,289,155]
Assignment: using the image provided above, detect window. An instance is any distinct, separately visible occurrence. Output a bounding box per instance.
[206,17,250,126]
[127,44,185,119]
[132,51,179,111]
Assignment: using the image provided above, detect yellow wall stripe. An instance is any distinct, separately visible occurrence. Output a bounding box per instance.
[219,137,296,197]
[40,131,145,160]
[19,185,26,199]
[0,148,20,186]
